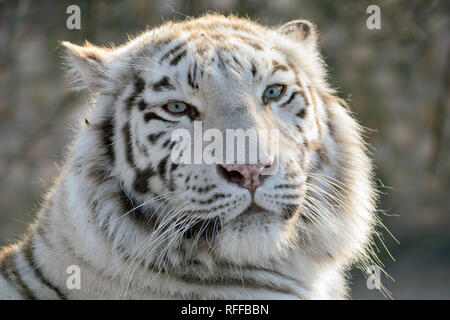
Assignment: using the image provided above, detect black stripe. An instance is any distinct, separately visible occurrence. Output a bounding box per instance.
[218,262,306,290]
[168,162,179,191]
[36,223,53,249]
[160,42,186,62]
[162,139,171,148]
[157,155,169,181]
[170,50,187,66]
[251,61,257,77]
[122,123,135,167]
[274,183,304,189]
[97,117,115,163]
[179,272,301,298]
[152,76,175,92]
[10,258,37,300]
[193,62,198,82]
[170,162,179,172]
[281,91,298,108]
[191,193,230,205]
[118,189,156,226]
[272,60,289,75]
[138,99,148,111]
[134,166,155,194]
[22,239,67,300]
[0,249,31,299]
[134,77,145,94]
[168,141,177,150]
[148,132,165,144]
[232,56,242,69]
[297,108,307,118]
[186,106,200,121]
[125,77,146,112]
[144,112,176,123]
[187,71,197,89]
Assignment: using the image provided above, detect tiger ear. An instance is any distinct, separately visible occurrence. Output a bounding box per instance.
[279,20,317,48]
[61,41,113,91]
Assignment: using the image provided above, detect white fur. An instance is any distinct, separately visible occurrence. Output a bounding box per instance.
[0,15,378,299]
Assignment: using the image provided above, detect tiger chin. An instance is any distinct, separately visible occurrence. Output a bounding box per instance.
[0,14,378,300]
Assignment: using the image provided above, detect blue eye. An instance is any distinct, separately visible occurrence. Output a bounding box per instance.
[264,85,285,102]
[166,101,188,114]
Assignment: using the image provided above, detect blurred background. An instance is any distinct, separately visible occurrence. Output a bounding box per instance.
[0,0,448,299]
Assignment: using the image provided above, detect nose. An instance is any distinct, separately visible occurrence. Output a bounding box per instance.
[218,160,273,193]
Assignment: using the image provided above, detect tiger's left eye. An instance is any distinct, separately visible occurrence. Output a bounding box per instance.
[263,85,285,102]
[166,101,189,114]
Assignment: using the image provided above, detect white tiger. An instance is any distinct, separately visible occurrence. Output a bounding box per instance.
[0,14,378,299]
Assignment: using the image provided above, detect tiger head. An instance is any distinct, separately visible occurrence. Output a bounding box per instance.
[63,15,376,269]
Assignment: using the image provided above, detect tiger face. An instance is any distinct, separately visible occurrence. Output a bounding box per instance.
[63,15,374,268]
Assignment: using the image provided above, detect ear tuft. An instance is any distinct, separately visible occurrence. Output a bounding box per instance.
[61,41,112,91]
[279,20,317,46]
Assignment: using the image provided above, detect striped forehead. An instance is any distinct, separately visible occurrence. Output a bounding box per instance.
[138,30,292,89]
[154,31,270,65]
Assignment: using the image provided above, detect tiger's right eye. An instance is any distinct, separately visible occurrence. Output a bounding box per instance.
[165,101,189,115]
[263,84,285,103]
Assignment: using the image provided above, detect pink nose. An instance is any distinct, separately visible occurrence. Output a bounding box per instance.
[219,161,272,192]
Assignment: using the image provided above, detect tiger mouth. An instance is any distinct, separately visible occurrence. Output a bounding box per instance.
[184,203,266,240]
[242,203,265,215]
